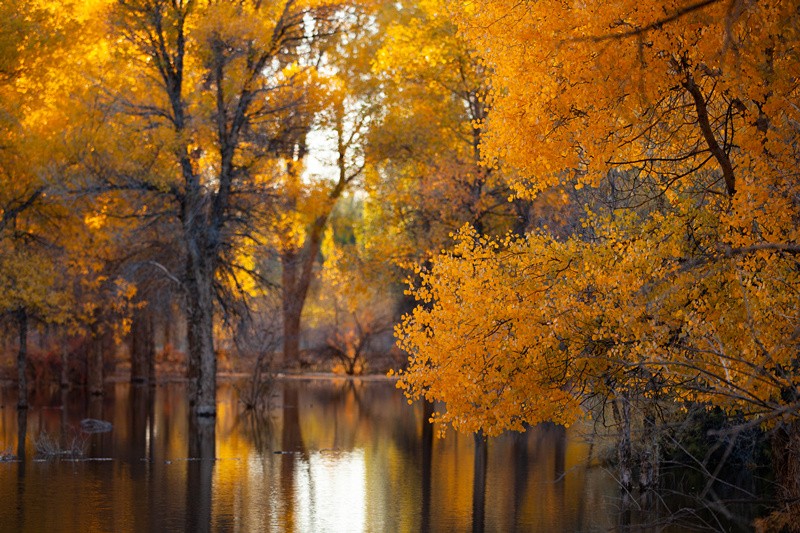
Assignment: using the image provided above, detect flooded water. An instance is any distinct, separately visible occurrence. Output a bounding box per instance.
[0,379,757,532]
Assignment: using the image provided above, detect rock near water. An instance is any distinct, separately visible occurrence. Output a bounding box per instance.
[80,418,113,433]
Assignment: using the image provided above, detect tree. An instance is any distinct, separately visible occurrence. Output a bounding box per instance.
[0,0,94,407]
[273,4,381,366]
[315,204,395,375]
[365,0,531,266]
[79,0,354,415]
[276,102,364,366]
[397,0,800,505]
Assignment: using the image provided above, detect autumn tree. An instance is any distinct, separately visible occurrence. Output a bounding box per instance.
[397,0,800,505]
[309,198,397,374]
[365,0,584,275]
[366,0,506,264]
[274,4,381,366]
[0,1,97,407]
[72,200,144,393]
[79,0,354,416]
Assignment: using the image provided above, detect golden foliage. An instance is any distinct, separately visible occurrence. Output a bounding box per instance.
[397,0,800,435]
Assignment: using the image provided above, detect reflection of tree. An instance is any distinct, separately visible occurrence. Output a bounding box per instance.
[186,415,215,533]
[129,385,149,467]
[472,431,487,533]
[552,425,567,524]
[87,392,112,457]
[16,407,27,529]
[339,380,366,450]
[243,408,274,455]
[281,386,306,453]
[147,385,157,532]
[421,400,434,533]
[279,385,306,531]
[512,431,529,529]
[127,385,153,531]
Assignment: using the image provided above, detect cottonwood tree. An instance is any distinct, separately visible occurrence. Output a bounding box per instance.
[314,202,396,375]
[273,4,381,366]
[81,0,352,415]
[0,1,94,407]
[365,0,529,266]
[397,0,800,508]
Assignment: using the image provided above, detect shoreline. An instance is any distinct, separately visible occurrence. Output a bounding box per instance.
[0,370,399,388]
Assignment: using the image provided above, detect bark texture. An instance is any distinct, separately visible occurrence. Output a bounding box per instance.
[16,310,28,409]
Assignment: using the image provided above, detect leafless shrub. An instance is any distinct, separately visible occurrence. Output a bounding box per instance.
[34,431,86,459]
[326,309,391,376]
[235,308,281,410]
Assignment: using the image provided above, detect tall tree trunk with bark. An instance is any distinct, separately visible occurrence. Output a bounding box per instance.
[185,241,217,416]
[87,342,104,395]
[280,219,327,366]
[109,0,334,417]
[768,420,800,525]
[640,401,660,491]
[87,320,104,396]
[281,238,322,367]
[280,111,358,366]
[131,305,155,384]
[16,309,28,409]
[60,330,70,389]
[281,250,302,367]
[612,393,634,492]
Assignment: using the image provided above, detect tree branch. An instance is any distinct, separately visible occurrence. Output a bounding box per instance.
[568,0,723,43]
[682,74,737,196]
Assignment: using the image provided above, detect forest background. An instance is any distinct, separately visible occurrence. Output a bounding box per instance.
[1,0,799,527]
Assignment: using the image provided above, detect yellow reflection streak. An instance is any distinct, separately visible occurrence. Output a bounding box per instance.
[295,450,367,533]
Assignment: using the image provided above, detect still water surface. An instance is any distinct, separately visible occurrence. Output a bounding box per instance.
[0,379,737,532]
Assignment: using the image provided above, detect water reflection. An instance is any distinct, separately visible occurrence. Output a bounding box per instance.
[421,400,433,532]
[472,431,487,533]
[16,407,27,530]
[0,378,702,532]
[187,414,215,533]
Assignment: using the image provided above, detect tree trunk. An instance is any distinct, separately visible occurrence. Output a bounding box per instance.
[103,329,117,376]
[280,137,350,367]
[281,251,303,367]
[639,407,659,490]
[163,302,174,353]
[148,328,157,387]
[764,421,800,532]
[16,309,28,409]
[17,407,27,460]
[281,226,327,367]
[131,306,155,384]
[88,326,104,396]
[185,256,217,417]
[60,335,70,389]
[612,394,634,492]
